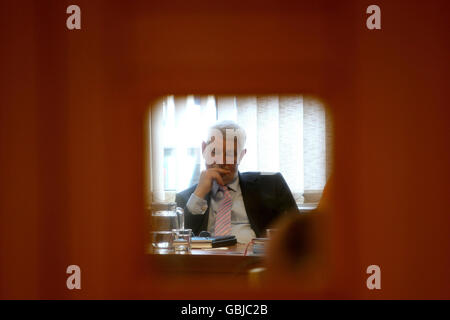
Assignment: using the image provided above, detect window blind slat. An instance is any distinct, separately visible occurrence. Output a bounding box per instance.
[303,96,327,191]
[236,96,258,172]
[256,96,280,172]
[279,95,304,194]
[150,98,165,201]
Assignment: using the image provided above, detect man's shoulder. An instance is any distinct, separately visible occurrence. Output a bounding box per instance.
[240,171,283,183]
[176,184,198,201]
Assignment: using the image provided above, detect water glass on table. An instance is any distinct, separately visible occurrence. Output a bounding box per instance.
[150,231,174,254]
[172,228,192,253]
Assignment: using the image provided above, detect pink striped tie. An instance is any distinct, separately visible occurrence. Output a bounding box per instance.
[215,186,232,236]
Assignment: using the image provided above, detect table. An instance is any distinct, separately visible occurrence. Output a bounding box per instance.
[146,244,265,279]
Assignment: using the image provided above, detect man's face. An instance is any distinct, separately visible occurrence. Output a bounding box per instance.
[203,138,246,185]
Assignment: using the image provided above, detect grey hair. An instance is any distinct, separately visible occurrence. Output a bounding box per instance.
[206,120,247,152]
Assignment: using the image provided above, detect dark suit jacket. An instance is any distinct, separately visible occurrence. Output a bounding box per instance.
[175,172,298,237]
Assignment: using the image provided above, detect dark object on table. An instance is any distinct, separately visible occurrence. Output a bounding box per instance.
[191,235,237,248]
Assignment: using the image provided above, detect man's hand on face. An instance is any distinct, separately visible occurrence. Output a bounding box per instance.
[194,168,231,199]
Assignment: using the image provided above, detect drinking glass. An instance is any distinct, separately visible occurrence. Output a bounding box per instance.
[150,231,174,254]
[172,228,192,253]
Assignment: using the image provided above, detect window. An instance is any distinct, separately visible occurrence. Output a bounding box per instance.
[148,95,332,204]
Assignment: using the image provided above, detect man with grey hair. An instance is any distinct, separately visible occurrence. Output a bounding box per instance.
[176,120,297,244]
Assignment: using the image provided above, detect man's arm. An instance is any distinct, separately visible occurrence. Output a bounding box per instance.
[177,167,230,215]
[185,193,208,215]
[174,182,211,235]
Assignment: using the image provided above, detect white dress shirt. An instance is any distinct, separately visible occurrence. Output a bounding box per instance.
[186,174,256,244]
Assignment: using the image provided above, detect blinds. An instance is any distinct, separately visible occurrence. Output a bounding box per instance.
[149,94,331,204]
